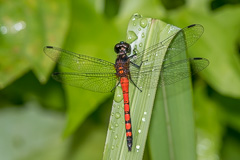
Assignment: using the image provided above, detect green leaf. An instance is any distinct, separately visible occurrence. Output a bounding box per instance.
[148,27,197,160]
[0,0,69,88]
[103,13,195,159]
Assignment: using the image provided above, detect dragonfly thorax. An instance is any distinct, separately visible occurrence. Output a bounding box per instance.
[114,41,131,55]
[115,54,130,78]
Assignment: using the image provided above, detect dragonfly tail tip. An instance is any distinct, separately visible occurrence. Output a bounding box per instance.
[127,144,132,151]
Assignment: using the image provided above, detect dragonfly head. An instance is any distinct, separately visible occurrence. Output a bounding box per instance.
[114,41,131,55]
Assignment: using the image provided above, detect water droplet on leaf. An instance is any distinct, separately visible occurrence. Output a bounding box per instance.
[115,112,121,119]
[136,145,140,149]
[127,31,138,43]
[132,13,142,21]
[140,18,148,28]
[114,86,123,102]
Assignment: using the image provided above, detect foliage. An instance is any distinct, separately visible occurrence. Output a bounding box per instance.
[0,0,240,159]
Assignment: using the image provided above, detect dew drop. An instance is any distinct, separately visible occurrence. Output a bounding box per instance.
[138,28,141,31]
[148,93,150,96]
[132,13,142,21]
[111,145,115,150]
[117,105,120,109]
[144,112,147,115]
[140,18,148,28]
[133,48,139,55]
[133,22,136,26]
[115,123,119,127]
[138,129,141,133]
[139,43,142,47]
[115,112,121,119]
[141,32,145,38]
[136,145,140,152]
[109,124,114,130]
[127,31,138,43]
[114,86,123,102]
[142,117,146,122]
[114,134,118,139]
[136,145,140,149]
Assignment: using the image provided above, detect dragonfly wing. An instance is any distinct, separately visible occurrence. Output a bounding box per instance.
[130,65,162,89]
[52,72,118,93]
[159,58,209,86]
[130,57,209,89]
[129,24,204,67]
[164,24,204,60]
[44,46,115,73]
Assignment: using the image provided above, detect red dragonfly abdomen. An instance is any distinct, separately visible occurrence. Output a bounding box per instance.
[120,77,132,151]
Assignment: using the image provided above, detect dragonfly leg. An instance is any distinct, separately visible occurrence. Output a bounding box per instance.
[129,78,142,92]
[130,48,149,68]
[130,61,141,69]
[111,81,120,92]
[139,59,148,67]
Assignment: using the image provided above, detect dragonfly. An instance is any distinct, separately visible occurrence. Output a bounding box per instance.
[44,24,209,152]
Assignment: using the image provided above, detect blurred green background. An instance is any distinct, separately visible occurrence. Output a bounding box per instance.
[0,0,240,159]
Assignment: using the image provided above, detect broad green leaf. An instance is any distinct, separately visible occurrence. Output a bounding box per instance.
[148,26,197,160]
[103,13,190,159]
[0,0,69,88]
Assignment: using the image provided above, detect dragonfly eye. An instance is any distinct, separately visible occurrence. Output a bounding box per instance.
[114,42,131,54]
[124,43,131,53]
[114,44,121,53]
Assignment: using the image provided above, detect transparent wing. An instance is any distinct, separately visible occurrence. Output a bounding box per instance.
[52,72,118,93]
[130,58,209,89]
[159,58,209,86]
[44,46,116,73]
[129,24,204,69]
